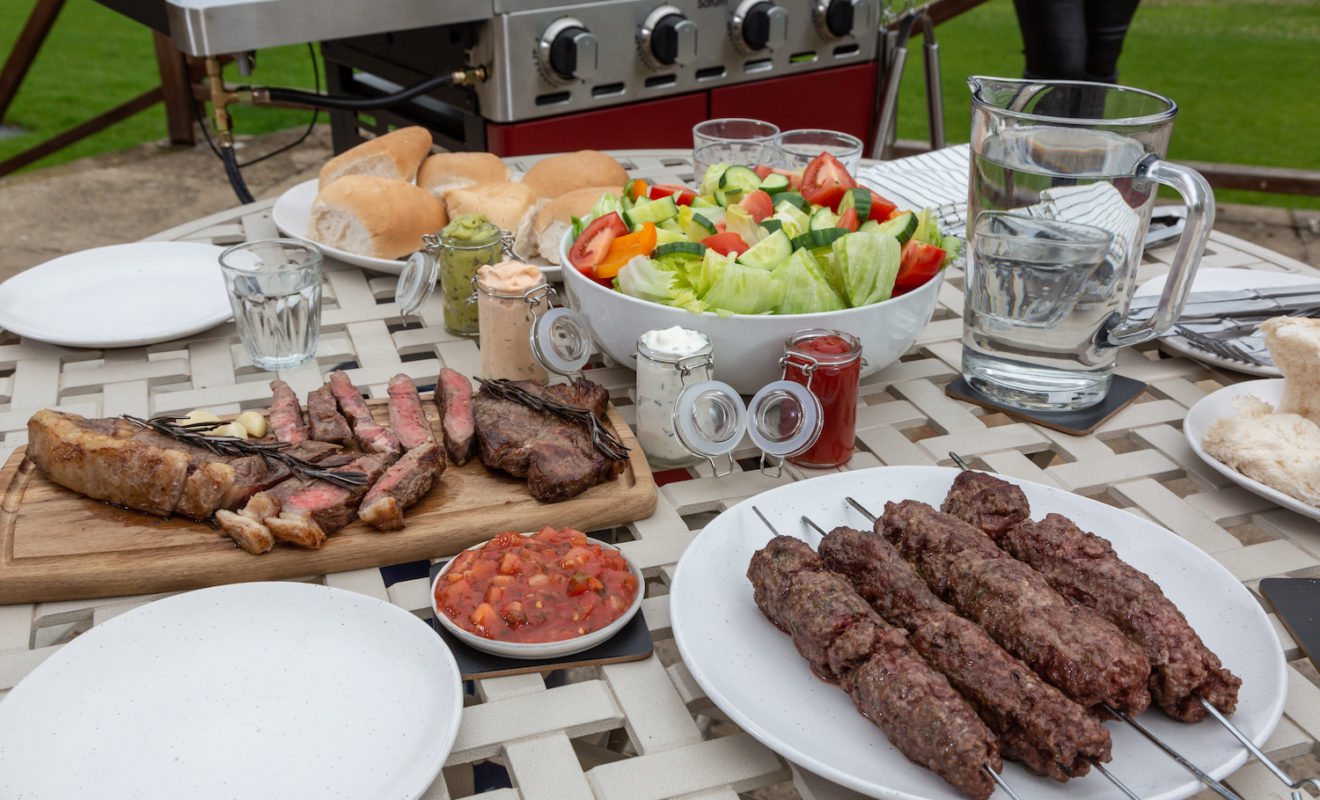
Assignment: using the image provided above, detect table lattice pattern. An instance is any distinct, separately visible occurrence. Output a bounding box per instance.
[2,151,1319,799]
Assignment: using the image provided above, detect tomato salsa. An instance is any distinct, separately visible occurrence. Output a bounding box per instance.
[435,527,639,643]
[783,330,862,469]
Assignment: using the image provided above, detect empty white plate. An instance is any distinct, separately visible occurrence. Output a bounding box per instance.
[0,241,232,348]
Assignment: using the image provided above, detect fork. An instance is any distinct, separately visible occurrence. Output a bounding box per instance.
[1173,325,1267,366]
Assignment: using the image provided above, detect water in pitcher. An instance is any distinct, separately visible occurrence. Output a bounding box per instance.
[963,126,1154,408]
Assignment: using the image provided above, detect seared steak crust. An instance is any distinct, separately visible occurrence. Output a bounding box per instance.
[268,380,309,444]
[328,371,402,459]
[386,374,436,450]
[307,384,352,443]
[359,442,444,531]
[435,368,475,466]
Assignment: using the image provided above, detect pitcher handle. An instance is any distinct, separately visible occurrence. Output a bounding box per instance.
[1107,156,1215,347]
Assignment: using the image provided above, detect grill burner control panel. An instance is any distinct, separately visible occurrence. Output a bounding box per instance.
[473,0,883,122]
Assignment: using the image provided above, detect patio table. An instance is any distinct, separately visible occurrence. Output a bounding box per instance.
[1,149,1318,800]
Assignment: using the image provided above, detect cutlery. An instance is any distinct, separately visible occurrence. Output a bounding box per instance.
[1172,326,1267,366]
[1129,284,1320,316]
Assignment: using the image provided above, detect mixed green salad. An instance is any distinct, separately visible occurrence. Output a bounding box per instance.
[564,152,960,317]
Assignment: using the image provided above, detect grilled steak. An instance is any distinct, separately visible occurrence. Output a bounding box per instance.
[328,370,402,459]
[268,379,309,444]
[474,377,625,502]
[435,367,475,465]
[257,455,388,548]
[359,442,444,531]
[386,374,436,450]
[307,384,352,443]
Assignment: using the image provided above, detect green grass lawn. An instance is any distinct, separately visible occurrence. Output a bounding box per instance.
[2,0,1317,209]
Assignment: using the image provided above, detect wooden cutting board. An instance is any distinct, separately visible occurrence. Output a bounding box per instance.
[0,399,657,604]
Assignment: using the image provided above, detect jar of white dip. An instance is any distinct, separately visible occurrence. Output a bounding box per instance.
[635,326,713,468]
[477,261,552,382]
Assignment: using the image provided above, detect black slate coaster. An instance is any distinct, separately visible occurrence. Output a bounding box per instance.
[1260,578,1320,672]
[944,375,1147,436]
[426,560,654,680]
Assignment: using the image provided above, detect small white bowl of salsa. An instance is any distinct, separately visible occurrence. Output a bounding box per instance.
[431,527,644,659]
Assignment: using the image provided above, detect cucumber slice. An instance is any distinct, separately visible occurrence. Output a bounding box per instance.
[689,195,718,208]
[791,228,848,251]
[760,218,784,235]
[836,187,872,222]
[719,164,762,194]
[773,200,810,233]
[686,211,718,241]
[874,210,918,244]
[736,230,793,270]
[775,192,809,212]
[654,227,688,246]
[623,194,679,228]
[809,206,839,231]
[653,241,708,259]
[758,173,791,194]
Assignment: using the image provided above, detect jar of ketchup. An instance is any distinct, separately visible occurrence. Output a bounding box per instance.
[781,329,862,469]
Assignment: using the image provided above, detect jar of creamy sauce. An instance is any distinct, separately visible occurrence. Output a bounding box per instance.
[635,326,713,469]
[438,214,504,337]
[476,260,552,382]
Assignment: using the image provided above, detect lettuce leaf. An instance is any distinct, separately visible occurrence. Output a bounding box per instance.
[616,255,704,313]
[700,260,785,315]
[831,231,901,307]
[723,205,766,247]
[771,249,847,314]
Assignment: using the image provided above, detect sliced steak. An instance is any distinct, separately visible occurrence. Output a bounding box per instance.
[327,370,402,459]
[473,378,625,503]
[268,379,309,444]
[214,509,275,554]
[435,367,475,465]
[219,440,344,510]
[386,374,436,450]
[175,461,237,520]
[359,442,445,531]
[263,455,388,548]
[307,384,352,443]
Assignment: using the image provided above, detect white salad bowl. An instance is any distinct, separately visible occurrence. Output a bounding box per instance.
[559,231,946,394]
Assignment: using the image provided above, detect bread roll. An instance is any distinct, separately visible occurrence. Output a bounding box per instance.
[444,182,543,259]
[533,185,626,265]
[417,152,512,201]
[519,150,630,199]
[317,127,433,191]
[1261,316,1320,424]
[1202,395,1320,507]
[308,175,447,260]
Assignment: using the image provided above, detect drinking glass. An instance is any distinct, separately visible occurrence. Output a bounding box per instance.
[692,118,780,181]
[774,129,864,174]
[219,239,322,370]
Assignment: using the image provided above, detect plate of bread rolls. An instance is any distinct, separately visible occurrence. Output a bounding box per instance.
[272,126,629,279]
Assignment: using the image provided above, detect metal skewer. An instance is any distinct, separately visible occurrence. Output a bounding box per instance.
[1197,698,1320,798]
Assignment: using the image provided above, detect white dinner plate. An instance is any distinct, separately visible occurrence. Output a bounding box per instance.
[0,582,464,800]
[1184,378,1320,520]
[0,242,231,348]
[670,466,1285,800]
[1134,268,1320,377]
[273,178,561,280]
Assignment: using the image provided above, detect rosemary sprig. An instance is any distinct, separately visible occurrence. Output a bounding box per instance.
[476,378,629,461]
[121,415,368,488]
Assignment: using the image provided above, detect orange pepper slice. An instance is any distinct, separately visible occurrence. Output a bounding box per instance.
[595,222,657,280]
[627,179,649,202]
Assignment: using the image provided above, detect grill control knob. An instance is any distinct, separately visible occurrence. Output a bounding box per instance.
[732,0,789,53]
[815,0,875,39]
[539,17,599,82]
[640,6,699,69]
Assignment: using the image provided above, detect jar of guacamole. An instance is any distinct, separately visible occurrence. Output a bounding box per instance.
[438,214,503,337]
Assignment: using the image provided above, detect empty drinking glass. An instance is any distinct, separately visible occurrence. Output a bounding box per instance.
[775,129,864,174]
[692,118,780,182]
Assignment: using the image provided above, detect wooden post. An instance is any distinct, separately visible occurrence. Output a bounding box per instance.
[0,0,67,123]
[153,31,199,146]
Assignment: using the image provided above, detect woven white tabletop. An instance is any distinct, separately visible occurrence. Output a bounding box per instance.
[1,150,1317,800]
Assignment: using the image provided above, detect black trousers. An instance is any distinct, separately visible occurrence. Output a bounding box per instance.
[1012,0,1142,84]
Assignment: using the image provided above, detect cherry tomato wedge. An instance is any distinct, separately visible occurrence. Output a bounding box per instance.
[647,182,697,205]
[894,240,946,295]
[701,231,751,256]
[738,189,774,222]
[799,152,857,211]
[868,191,898,222]
[837,207,859,232]
[567,212,628,279]
[595,222,658,280]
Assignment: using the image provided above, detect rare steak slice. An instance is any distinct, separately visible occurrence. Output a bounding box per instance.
[328,370,402,459]
[386,373,436,450]
[268,379,309,443]
[263,455,388,548]
[307,384,352,443]
[435,367,475,465]
[473,378,626,503]
[359,442,445,531]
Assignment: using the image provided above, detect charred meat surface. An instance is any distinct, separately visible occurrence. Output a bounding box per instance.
[307,384,352,444]
[387,374,436,451]
[1006,513,1242,722]
[748,535,1001,800]
[821,525,1111,780]
[328,371,402,459]
[268,379,309,444]
[941,470,1030,541]
[261,455,388,548]
[880,500,1152,716]
[435,367,475,466]
[474,377,625,502]
[359,442,445,531]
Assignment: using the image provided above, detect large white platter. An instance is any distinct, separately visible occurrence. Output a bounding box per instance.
[670,466,1285,800]
[0,582,464,800]
[273,179,561,280]
[1185,378,1320,521]
[0,241,231,348]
